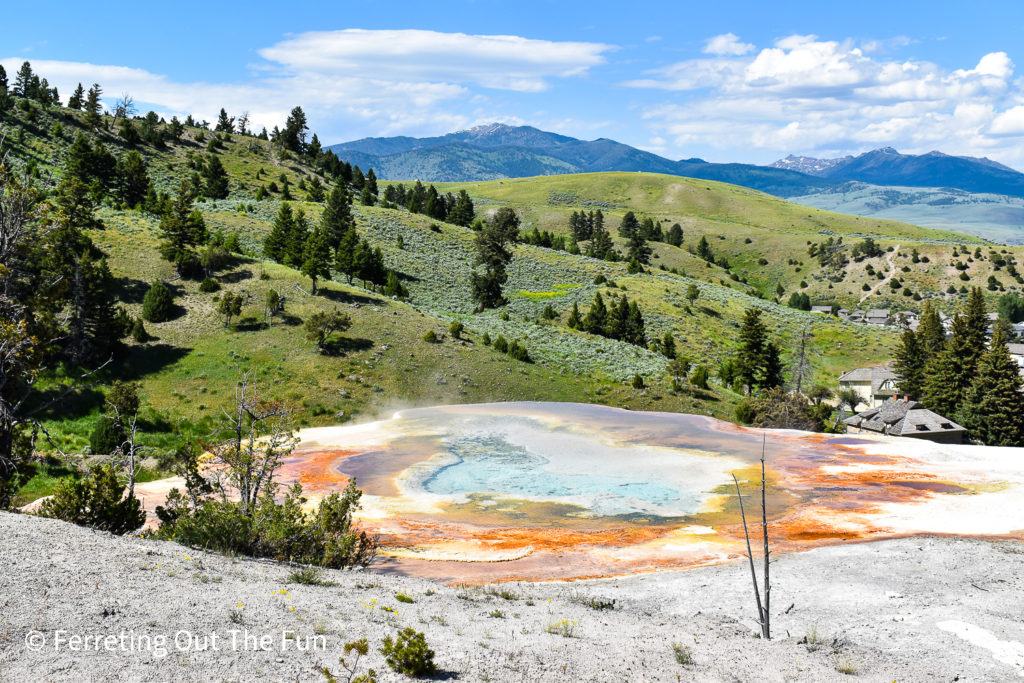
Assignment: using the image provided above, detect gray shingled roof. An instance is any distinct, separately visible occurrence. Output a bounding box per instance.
[1008,343,1024,356]
[843,398,965,436]
[838,365,898,395]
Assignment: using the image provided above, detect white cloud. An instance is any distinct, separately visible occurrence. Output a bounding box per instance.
[258,29,612,93]
[626,34,1024,166]
[703,33,754,57]
[1,30,613,143]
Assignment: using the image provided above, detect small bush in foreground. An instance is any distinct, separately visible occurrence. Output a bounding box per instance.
[672,642,694,666]
[288,567,333,586]
[380,628,435,677]
[39,464,145,535]
[199,277,220,293]
[322,638,377,683]
[545,619,577,638]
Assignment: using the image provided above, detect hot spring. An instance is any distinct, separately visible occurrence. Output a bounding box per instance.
[139,402,1024,582]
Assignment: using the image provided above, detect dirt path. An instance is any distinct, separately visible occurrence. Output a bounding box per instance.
[859,243,899,304]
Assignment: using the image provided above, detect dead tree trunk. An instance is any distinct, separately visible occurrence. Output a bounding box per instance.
[733,434,771,639]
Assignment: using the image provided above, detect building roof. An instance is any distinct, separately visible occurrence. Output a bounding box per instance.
[838,365,898,395]
[1008,343,1024,357]
[843,397,965,436]
[810,306,832,314]
[865,309,891,324]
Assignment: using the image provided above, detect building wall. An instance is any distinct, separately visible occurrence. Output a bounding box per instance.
[839,381,884,410]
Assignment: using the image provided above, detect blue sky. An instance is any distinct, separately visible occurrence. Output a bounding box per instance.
[5,1,1024,166]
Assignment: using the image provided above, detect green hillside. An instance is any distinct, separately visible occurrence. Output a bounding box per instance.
[438,173,1023,312]
[5,93,1003,503]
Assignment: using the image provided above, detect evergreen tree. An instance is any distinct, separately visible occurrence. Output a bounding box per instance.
[667,223,683,247]
[263,203,294,263]
[893,327,925,399]
[281,106,308,153]
[662,332,677,359]
[158,182,207,274]
[115,151,151,208]
[448,190,475,227]
[960,326,1024,446]
[285,208,310,266]
[618,211,640,238]
[736,308,782,392]
[141,281,174,322]
[922,314,980,418]
[383,270,408,298]
[300,224,331,294]
[201,154,230,199]
[360,184,376,206]
[334,229,360,284]
[306,133,322,160]
[567,302,582,329]
[582,292,607,334]
[84,83,103,128]
[168,116,184,142]
[470,207,519,311]
[627,230,652,265]
[696,235,714,262]
[12,62,33,97]
[917,300,946,357]
[365,169,378,196]
[586,222,614,260]
[215,108,234,133]
[320,184,355,250]
[67,82,85,110]
[306,176,325,202]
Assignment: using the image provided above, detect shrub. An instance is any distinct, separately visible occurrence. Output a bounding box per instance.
[672,643,694,666]
[89,416,125,455]
[448,321,464,339]
[422,330,438,343]
[493,335,509,353]
[199,277,220,293]
[541,303,557,320]
[734,399,756,424]
[131,317,149,343]
[141,281,174,322]
[288,567,332,586]
[395,593,414,604]
[690,364,709,390]
[380,628,435,677]
[481,332,491,345]
[545,619,577,638]
[39,464,145,535]
[157,479,377,569]
[631,374,645,389]
[507,341,532,363]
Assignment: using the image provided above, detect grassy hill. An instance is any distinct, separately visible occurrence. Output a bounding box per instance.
[438,173,1023,312]
[6,98,1006,501]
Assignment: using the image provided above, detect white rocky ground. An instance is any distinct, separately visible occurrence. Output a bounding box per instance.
[1,511,1022,682]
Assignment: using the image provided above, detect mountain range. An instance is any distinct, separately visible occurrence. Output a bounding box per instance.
[328,124,1024,200]
[771,147,1024,197]
[327,124,828,196]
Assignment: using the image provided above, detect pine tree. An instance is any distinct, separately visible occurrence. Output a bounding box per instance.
[12,62,33,97]
[334,228,360,284]
[286,208,310,267]
[567,302,582,329]
[893,327,925,399]
[360,184,376,206]
[448,190,475,227]
[916,300,946,357]
[263,203,294,263]
[215,108,234,133]
[68,82,85,110]
[383,270,408,298]
[365,169,378,196]
[582,293,607,334]
[141,281,174,322]
[618,211,640,238]
[960,326,1024,446]
[586,223,614,260]
[922,314,979,418]
[158,182,207,273]
[667,223,683,247]
[662,332,676,359]
[627,230,652,265]
[115,151,151,208]
[736,308,782,392]
[696,235,714,262]
[84,83,103,128]
[320,184,355,250]
[300,224,331,294]
[201,154,230,199]
[470,207,519,311]
[281,106,308,153]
